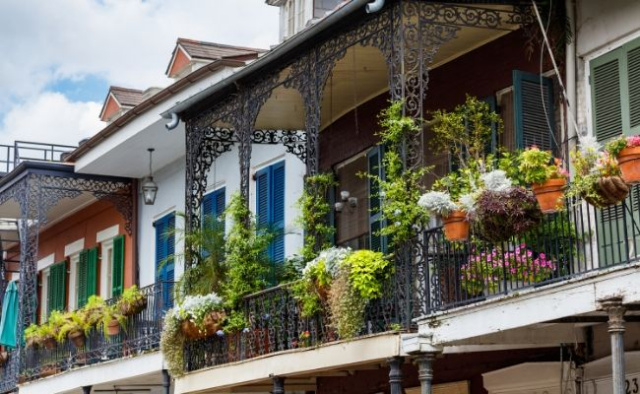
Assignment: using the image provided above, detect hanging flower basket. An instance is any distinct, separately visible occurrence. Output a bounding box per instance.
[43,336,57,351]
[180,311,226,340]
[532,178,567,213]
[120,296,147,316]
[617,146,640,184]
[442,210,469,242]
[583,176,629,208]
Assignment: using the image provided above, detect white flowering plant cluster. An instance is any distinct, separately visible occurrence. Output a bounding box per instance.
[174,293,223,328]
[302,246,352,280]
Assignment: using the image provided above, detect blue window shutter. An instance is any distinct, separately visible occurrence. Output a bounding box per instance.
[202,192,215,223]
[156,213,175,308]
[272,162,285,264]
[513,70,556,153]
[256,169,270,229]
[484,95,498,155]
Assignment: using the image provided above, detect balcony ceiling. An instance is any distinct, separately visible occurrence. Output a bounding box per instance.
[252,23,513,131]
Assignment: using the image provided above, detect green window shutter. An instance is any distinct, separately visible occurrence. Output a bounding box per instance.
[48,261,66,314]
[112,235,125,297]
[591,48,624,142]
[367,146,387,253]
[87,247,98,299]
[513,70,556,152]
[77,250,88,308]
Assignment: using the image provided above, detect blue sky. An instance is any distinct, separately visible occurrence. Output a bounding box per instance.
[0,0,279,146]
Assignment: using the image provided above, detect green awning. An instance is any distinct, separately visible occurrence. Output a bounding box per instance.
[0,281,18,349]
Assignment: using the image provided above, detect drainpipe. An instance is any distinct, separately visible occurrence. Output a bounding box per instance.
[565,0,577,159]
[366,0,385,13]
[165,112,180,130]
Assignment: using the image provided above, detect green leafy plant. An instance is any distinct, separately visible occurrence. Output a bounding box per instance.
[223,309,248,334]
[605,135,640,157]
[327,267,366,340]
[519,146,568,185]
[223,192,272,309]
[160,309,186,377]
[100,304,127,337]
[117,285,147,316]
[297,173,337,261]
[364,101,431,248]
[343,250,390,300]
[57,310,92,343]
[171,213,227,301]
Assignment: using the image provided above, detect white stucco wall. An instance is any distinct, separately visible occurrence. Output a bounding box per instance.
[138,157,185,288]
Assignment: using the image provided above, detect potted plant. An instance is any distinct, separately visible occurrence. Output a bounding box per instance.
[101,304,126,337]
[606,134,640,184]
[505,244,556,284]
[176,293,225,340]
[57,310,91,348]
[0,346,8,366]
[24,323,42,349]
[460,250,504,296]
[117,285,147,316]
[40,311,65,350]
[568,137,629,208]
[419,188,474,242]
[519,146,569,213]
[327,249,390,339]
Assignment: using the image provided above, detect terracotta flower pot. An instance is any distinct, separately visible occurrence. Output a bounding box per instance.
[618,146,640,184]
[107,320,121,336]
[442,210,469,242]
[69,330,86,348]
[43,336,57,351]
[532,178,567,213]
[40,365,59,377]
[120,296,148,316]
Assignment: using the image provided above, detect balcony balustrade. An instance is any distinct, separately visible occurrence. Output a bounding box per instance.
[20,281,174,383]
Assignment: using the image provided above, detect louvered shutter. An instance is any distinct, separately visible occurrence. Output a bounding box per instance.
[591,51,624,142]
[367,146,387,253]
[166,214,175,283]
[202,191,215,223]
[484,95,498,155]
[513,70,556,152]
[626,45,640,132]
[112,235,125,297]
[87,247,98,299]
[256,169,270,230]
[77,250,88,308]
[271,162,285,264]
[48,261,66,314]
[215,188,226,231]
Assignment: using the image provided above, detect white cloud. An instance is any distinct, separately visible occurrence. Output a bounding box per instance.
[0,0,280,143]
[0,92,103,146]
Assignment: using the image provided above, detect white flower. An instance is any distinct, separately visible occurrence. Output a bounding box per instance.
[302,247,352,278]
[459,193,476,215]
[418,191,457,216]
[580,135,601,155]
[480,170,512,192]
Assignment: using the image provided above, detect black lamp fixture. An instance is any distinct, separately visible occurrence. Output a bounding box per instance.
[141,148,158,205]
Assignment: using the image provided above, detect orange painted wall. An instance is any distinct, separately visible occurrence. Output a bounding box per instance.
[101,95,121,122]
[35,200,134,316]
[168,48,191,77]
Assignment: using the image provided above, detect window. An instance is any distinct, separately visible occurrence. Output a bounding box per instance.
[256,161,285,272]
[513,70,556,152]
[100,240,114,299]
[590,36,640,142]
[47,261,66,315]
[155,213,175,307]
[76,248,98,308]
[367,146,387,253]
[68,254,79,311]
[203,187,226,231]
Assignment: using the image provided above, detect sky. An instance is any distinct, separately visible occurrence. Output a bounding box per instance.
[0,0,280,146]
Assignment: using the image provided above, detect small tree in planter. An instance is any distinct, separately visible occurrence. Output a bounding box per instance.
[605,134,640,184]
[519,147,569,213]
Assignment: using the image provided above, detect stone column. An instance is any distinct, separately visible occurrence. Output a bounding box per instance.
[601,297,626,394]
[416,353,436,394]
[388,356,405,394]
[272,376,285,394]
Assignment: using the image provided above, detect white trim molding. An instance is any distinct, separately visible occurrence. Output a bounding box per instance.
[64,238,85,257]
[96,225,119,243]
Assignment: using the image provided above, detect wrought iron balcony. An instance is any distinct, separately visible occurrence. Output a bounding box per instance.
[184,275,406,373]
[0,141,76,175]
[19,281,174,383]
[418,186,640,314]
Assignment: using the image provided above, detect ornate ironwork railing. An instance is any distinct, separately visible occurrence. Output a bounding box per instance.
[0,141,76,174]
[418,186,640,314]
[184,275,404,373]
[0,349,16,393]
[20,281,174,383]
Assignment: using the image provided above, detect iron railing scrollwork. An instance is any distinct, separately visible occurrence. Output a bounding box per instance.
[19,282,173,383]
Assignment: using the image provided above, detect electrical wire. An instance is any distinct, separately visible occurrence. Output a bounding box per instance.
[531,0,582,143]
[538,0,560,151]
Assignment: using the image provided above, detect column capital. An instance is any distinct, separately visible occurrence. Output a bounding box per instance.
[402,333,442,355]
[599,297,626,334]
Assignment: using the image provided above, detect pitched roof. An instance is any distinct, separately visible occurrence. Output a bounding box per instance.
[166,38,265,76]
[110,86,144,107]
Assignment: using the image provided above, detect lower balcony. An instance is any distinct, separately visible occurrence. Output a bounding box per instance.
[19,281,173,383]
[180,187,640,382]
